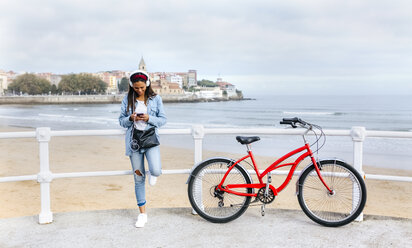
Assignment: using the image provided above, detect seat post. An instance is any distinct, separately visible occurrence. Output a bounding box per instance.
[246,144,252,152]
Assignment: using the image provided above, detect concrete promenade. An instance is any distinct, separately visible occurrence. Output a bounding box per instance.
[0,208,411,248]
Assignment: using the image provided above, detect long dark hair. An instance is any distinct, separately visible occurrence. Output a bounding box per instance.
[127,80,157,113]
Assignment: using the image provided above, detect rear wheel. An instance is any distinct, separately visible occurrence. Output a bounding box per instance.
[188,158,252,223]
[297,160,367,227]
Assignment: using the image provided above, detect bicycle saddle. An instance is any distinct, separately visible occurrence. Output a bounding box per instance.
[236,136,261,145]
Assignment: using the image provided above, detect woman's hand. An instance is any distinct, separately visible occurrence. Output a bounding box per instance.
[131,113,149,122]
[129,113,137,121]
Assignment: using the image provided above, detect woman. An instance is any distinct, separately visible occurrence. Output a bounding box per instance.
[119,70,167,228]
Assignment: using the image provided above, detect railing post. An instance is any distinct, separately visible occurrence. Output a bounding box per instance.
[191,125,204,214]
[36,127,53,224]
[350,126,366,222]
[192,125,204,164]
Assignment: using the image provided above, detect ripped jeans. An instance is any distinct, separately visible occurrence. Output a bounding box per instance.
[129,146,162,207]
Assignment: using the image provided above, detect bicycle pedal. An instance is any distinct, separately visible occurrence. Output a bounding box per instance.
[261,205,266,216]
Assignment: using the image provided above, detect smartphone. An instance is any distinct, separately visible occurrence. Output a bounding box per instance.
[136,113,144,117]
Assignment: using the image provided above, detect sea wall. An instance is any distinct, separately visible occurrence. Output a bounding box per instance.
[0,94,246,104]
[0,95,124,104]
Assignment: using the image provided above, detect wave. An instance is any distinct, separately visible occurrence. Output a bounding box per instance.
[165,122,241,129]
[60,107,78,111]
[0,115,36,120]
[38,113,116,121]
[282,111,345,116]
[0,114,118,126]
[38,113,64,118]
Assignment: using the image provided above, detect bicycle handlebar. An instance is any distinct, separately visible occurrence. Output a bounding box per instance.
[280,117,309,128]
[280,117,326,153]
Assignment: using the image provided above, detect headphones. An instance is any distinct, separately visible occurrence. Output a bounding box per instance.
[129,70,151,87]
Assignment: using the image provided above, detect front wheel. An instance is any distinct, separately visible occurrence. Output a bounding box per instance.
[187,158,252,223]
[297,160,367,227]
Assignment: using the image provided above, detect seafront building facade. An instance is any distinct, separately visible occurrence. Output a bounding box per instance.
[0,73,7,96]
[0,70,18,95]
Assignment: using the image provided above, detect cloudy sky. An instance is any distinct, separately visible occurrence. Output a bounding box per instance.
[1,0,412,95]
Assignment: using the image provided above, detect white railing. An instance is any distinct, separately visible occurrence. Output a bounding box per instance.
[1,126,412,224]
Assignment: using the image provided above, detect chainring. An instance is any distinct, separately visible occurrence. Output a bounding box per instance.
[257,187,275,204]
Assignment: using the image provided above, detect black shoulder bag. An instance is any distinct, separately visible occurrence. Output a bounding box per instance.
[131,126,160,151]
[130,96,160,151]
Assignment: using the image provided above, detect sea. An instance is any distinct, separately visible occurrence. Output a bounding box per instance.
[0,94,411,170]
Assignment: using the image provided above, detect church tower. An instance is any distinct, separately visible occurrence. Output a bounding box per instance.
[139,57,147,71]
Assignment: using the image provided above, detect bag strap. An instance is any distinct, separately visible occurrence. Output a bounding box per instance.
[131,91,136,139]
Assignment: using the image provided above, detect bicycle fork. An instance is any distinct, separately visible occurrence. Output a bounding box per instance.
[310,155,333,194]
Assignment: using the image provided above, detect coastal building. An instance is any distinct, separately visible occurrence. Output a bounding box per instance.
[194,86,223,98]
[37,72,52,82]
[137,57,197,90]
[148,71,197,89]
[137,57,186,96]
[27,72,61,87]
[139,57,147,71]
[187,77,241,99]
[169,74,183,88]
[4,71,18,93]
[109,76,118,93]
[95,71,127,94]
[0,72,8,95]
[187,70,197,87]
[50,75,62,86]
[216,78,238,98]
[151,78,185,95]
[0,70,19,94]
[95,72,112,90]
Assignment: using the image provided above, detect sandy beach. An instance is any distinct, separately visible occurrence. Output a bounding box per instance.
[1,126,411,219]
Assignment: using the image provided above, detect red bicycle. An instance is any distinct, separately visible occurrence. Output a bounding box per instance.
[187,118,367,227]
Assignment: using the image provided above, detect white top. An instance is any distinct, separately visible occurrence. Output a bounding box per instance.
[134,100,148,130]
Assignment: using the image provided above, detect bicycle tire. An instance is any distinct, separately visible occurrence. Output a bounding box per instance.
[188,158,252,223]
[297,160,367,227]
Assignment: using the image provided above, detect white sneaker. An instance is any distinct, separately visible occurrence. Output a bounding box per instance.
[135,213,147,228]
[148,171,157,186]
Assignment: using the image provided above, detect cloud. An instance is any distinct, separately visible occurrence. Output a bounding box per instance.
[1,0,412,95]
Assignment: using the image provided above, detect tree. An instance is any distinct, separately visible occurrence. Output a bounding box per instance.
[197,79,217,87]
[50,84,58,94]
[7,73,52,95]
[58,73,107,94]
[118,77,129,92]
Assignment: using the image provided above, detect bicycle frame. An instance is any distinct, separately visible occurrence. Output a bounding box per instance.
[217,143,333,197]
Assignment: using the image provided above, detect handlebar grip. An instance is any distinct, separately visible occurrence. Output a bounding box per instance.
[280,117,310,128]
[282,117,299,122]
[279,121,291,125]
[280,120,297,128]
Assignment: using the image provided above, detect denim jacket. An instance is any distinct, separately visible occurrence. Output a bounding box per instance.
[119,94,167,156]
